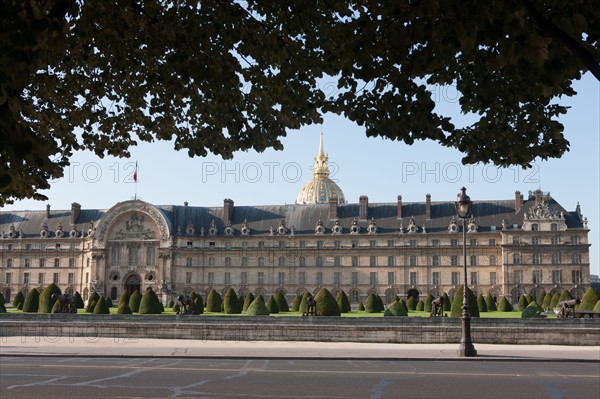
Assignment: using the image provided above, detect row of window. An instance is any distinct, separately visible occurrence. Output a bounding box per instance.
[3,258,78,268]
[4,271,82,285]
[181,269,583,288]
[511,235,582,245]
[2,243,80,251]
[512,253,582,264]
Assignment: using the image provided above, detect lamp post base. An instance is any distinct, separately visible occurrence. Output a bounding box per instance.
[457,342,478,357]
[458,313,477,357]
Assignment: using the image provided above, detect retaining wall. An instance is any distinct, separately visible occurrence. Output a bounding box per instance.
[1,314,599,345]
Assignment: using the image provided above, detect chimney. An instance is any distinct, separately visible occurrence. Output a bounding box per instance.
[425,194,431,220]
[46,204,51,219]
[71,202,81,225]
[223,198,234,225]
[397,195,403,219]
[535,189,542,205]
[515,191,523,213]
[329,195,338,220]
[359,195,368,220]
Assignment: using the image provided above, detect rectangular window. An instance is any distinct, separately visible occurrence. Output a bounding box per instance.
[409,272,417,286]
[532,236,540,245]
[54,258,60,268]
[431,239,439,247]
[551,253,559,264]
[299,241,306,248]
[334,272,341,287]
[532,253,541,264]
[571,253,581,264]
[369,256,377,267]
[186,272,192,284]
[532,271,541,284]
[258,241,264,248]
[6,272,12,284]
[241,257,248,267]
[85,272,89,284]
[225,257,232,267]
[552,270,561,284]
[316,272,323,287]
[369,240,376,248]
[278,272,285,287]
[490,272,497,286]
[146,247,155,266]
[39,272,45,285]
[351,256,358,267]
[241,241,248,249]
[69,258,75,268]
[278,256,285,267]
[279,241,285,249]
[388,256,395,267]
[409,256,417,266]
[451,256,458,266]
[208,272,215,286]
[514,270,523,284]
[489,239,496,246]
[26,243,32,251]
[351,272,358,287]
[351,240,358,248]
[570,236,580,245]
[432,271,440,286]
[316,241,323,249]
[470,239,477,247]
[388,240,395,248]
[299,272,305,287]
[298,257,305,267]
[316,256,324,267]
[531,223,539,231]
[186,257,193,267]
[470,272,478,286]
[68,272,74,284]
[551,236,559,245]
[572,270,581,284]
[369,272,377,286]
[388,272,395,285]
[6,259,12,268]
[208,257,215,267]
[334,256,341,267]
[451,272,460,286]
[409,240,417,247]
[224,272,231,286]
[51,273,58,284]
[513,253,521,264]
[470,255,477,266]
[39,258,46,268]
[241,272,248,285]
[187,241,193,248]
[55,243,61,249]
[432,255,439,266]
[551,224,558,231]
[257,272,264,286]
[24,272,30,285]
[334,241,341,249]
[450,239,458,248]
[513,236,520,245]
[489,256,496,266]
[25,258,30,268]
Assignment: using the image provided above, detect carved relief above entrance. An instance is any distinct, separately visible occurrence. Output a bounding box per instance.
[96,200,171,241]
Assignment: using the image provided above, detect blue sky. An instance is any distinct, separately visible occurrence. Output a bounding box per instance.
[4,73,599,275]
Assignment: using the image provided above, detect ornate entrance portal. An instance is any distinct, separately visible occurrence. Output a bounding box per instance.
[124,273,141,294]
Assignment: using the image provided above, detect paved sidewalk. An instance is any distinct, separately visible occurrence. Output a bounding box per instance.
[1,337,598,361]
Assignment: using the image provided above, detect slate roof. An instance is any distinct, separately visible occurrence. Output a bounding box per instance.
[0,195,584,239]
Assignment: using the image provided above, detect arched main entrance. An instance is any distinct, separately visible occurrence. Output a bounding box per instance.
[124,273,141,294]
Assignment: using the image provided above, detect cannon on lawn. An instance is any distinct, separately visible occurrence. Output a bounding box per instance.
[51,293,77,313]
[556,298,580,318]
[303,296,317,316]
[176,295,196,315]
[430,297,444,317]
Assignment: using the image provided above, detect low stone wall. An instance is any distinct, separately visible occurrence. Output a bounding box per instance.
[1,314,599,345]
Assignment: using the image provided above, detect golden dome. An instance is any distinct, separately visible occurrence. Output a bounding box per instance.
[295,131,346,205]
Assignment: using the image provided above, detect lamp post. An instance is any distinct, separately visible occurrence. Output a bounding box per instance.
[455,187,477,357]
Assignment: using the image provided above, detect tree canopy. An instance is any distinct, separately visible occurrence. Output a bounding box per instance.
[1,0,598,205]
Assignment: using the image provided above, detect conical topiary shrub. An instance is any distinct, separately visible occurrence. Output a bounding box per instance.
[193,295,204,314]
[542,292,552,310]
[206,288,222,312]
[525,293,534,304]
[485,293,497,311]
[168,299,175,308]
[558,289,572,303]
[106,296,114,308]
[336,290,351,313]
[291,294,301,312]
[450,285,480,317]
[73,291,84,309]
[139,287,162,314]
[245,296,270,316]
[22,289,40,313]
[314,288,341,316]
[416,299,424,311]
[266,295,279,314]
[86,292,100,313]
[398,298,409,315]
[477,294,487,312]
[0,294,6,313]
[517,295,528,311]
[498,296,513,312]
[38,283,61,313]
[521,301,544,318]
[243,292,255,313]
[93,296,110,314]
[224,288,242,314]
[593,300,600,312]
[299,291,312,314]
[383,300,408,317]
[117,301,133,314]
[365,293,383,313]
[538,292,546,307]
[424,293,434,313]
[128,290,142,313]
[407,296,417,311]
[357,302,365,311]
[12,291,25,309]
[275,291,289,312]
[119,290,131,306]
[549,292,561,309]
[578,288,600,311]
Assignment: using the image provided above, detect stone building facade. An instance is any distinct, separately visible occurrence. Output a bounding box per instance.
[0,137,592,306]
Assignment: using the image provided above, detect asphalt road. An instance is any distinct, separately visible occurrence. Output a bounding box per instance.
[1,356,599,399]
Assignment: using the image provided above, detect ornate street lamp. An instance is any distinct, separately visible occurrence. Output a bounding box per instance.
[455,187,477,357]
